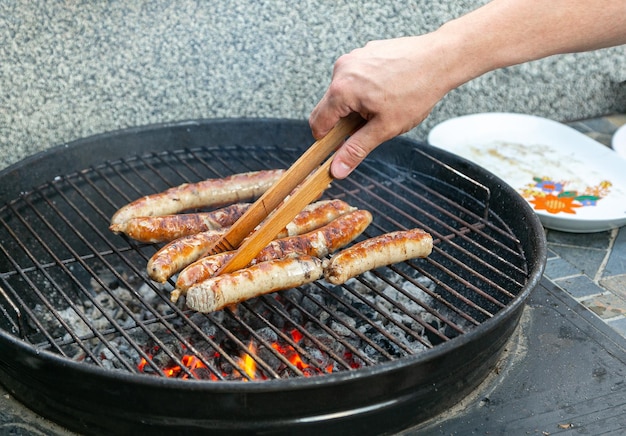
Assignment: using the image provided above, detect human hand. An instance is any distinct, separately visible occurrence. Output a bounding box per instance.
[310,0,626,180]
[309,35,454,179]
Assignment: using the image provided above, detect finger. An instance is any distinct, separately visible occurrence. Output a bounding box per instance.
[309,93,352,140]
[309,109,335,140]
[310,68,361,140]
[330,120,388,179]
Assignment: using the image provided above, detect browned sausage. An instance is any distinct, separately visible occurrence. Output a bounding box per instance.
[109,203,251,243]
[185,256,324,313]
[172,209,373,302]
[147,229,226,283]
[110,169,284,226]
[258,209,372,261]
[323,229,433,285]
[173,251,234,300]
[147,200,356,283]
[273,199,355,238]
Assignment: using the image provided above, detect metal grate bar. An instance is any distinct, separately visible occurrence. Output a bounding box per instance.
[136,147,473,360]
[281,286,406,359]
[262,151,490,324]
[4,177,203,377]
[262,290,379,367]
[223,305,311,379]
[349,269,461,340]
[0,144,532,382]
[67,167,249,379]
[242,297,361,372]
[326,191,504,320]
[0,284,20,333]
[354,161,527,280]
[185,146,276,177]
[44,177,235,379]
[0,264,65,353]
[387,263,474,333]
[2,202,119,364]
[314,280,436,350]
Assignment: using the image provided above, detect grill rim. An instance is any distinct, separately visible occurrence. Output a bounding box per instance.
[0,118,547,434]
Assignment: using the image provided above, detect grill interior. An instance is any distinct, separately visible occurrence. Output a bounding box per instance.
[0,140,529,382]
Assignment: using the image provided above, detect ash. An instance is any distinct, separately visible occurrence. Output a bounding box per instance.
[29,264,472,381]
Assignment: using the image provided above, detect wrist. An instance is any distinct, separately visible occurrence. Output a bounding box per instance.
[433,19,505,91]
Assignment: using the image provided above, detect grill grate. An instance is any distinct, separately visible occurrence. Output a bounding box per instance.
[0,144,528,381]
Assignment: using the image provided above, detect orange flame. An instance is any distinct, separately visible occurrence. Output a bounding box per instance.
[240,341,258,380]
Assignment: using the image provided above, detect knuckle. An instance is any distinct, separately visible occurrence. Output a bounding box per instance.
[342,139,370,162]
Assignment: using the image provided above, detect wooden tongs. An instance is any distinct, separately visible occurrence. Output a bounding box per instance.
[211,112,366,275]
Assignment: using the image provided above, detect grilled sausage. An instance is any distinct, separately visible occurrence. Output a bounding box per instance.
[185,256,324,313]
[259,209,372,261]
[148,200,356,283]
[109,203,251,243]
[172,209,373,301]
[323,229,433,285]
[110,169,284,226]
[147,229,227,283]
[272,199,356,238]
[172,251,234,300]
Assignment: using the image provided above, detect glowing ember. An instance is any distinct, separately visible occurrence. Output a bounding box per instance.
[271,329,334,376]
[163,355,209,379]
[136,328,360,380]
[137,357,149,372]
[272,342,315,374]
[137,347,210,379]
[290,329,304,343]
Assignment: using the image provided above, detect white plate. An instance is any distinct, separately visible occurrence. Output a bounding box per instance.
[428,113,626,233]
[612,123,626,160]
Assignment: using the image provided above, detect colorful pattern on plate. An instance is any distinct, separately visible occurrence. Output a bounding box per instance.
[520,177,612,215]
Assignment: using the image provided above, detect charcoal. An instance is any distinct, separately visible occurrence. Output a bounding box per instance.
[35,255,460,381]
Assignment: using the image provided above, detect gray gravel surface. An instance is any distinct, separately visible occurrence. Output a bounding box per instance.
[1,0,624,169]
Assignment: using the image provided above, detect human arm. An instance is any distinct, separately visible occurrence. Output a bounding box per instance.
[310,0,626,179]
